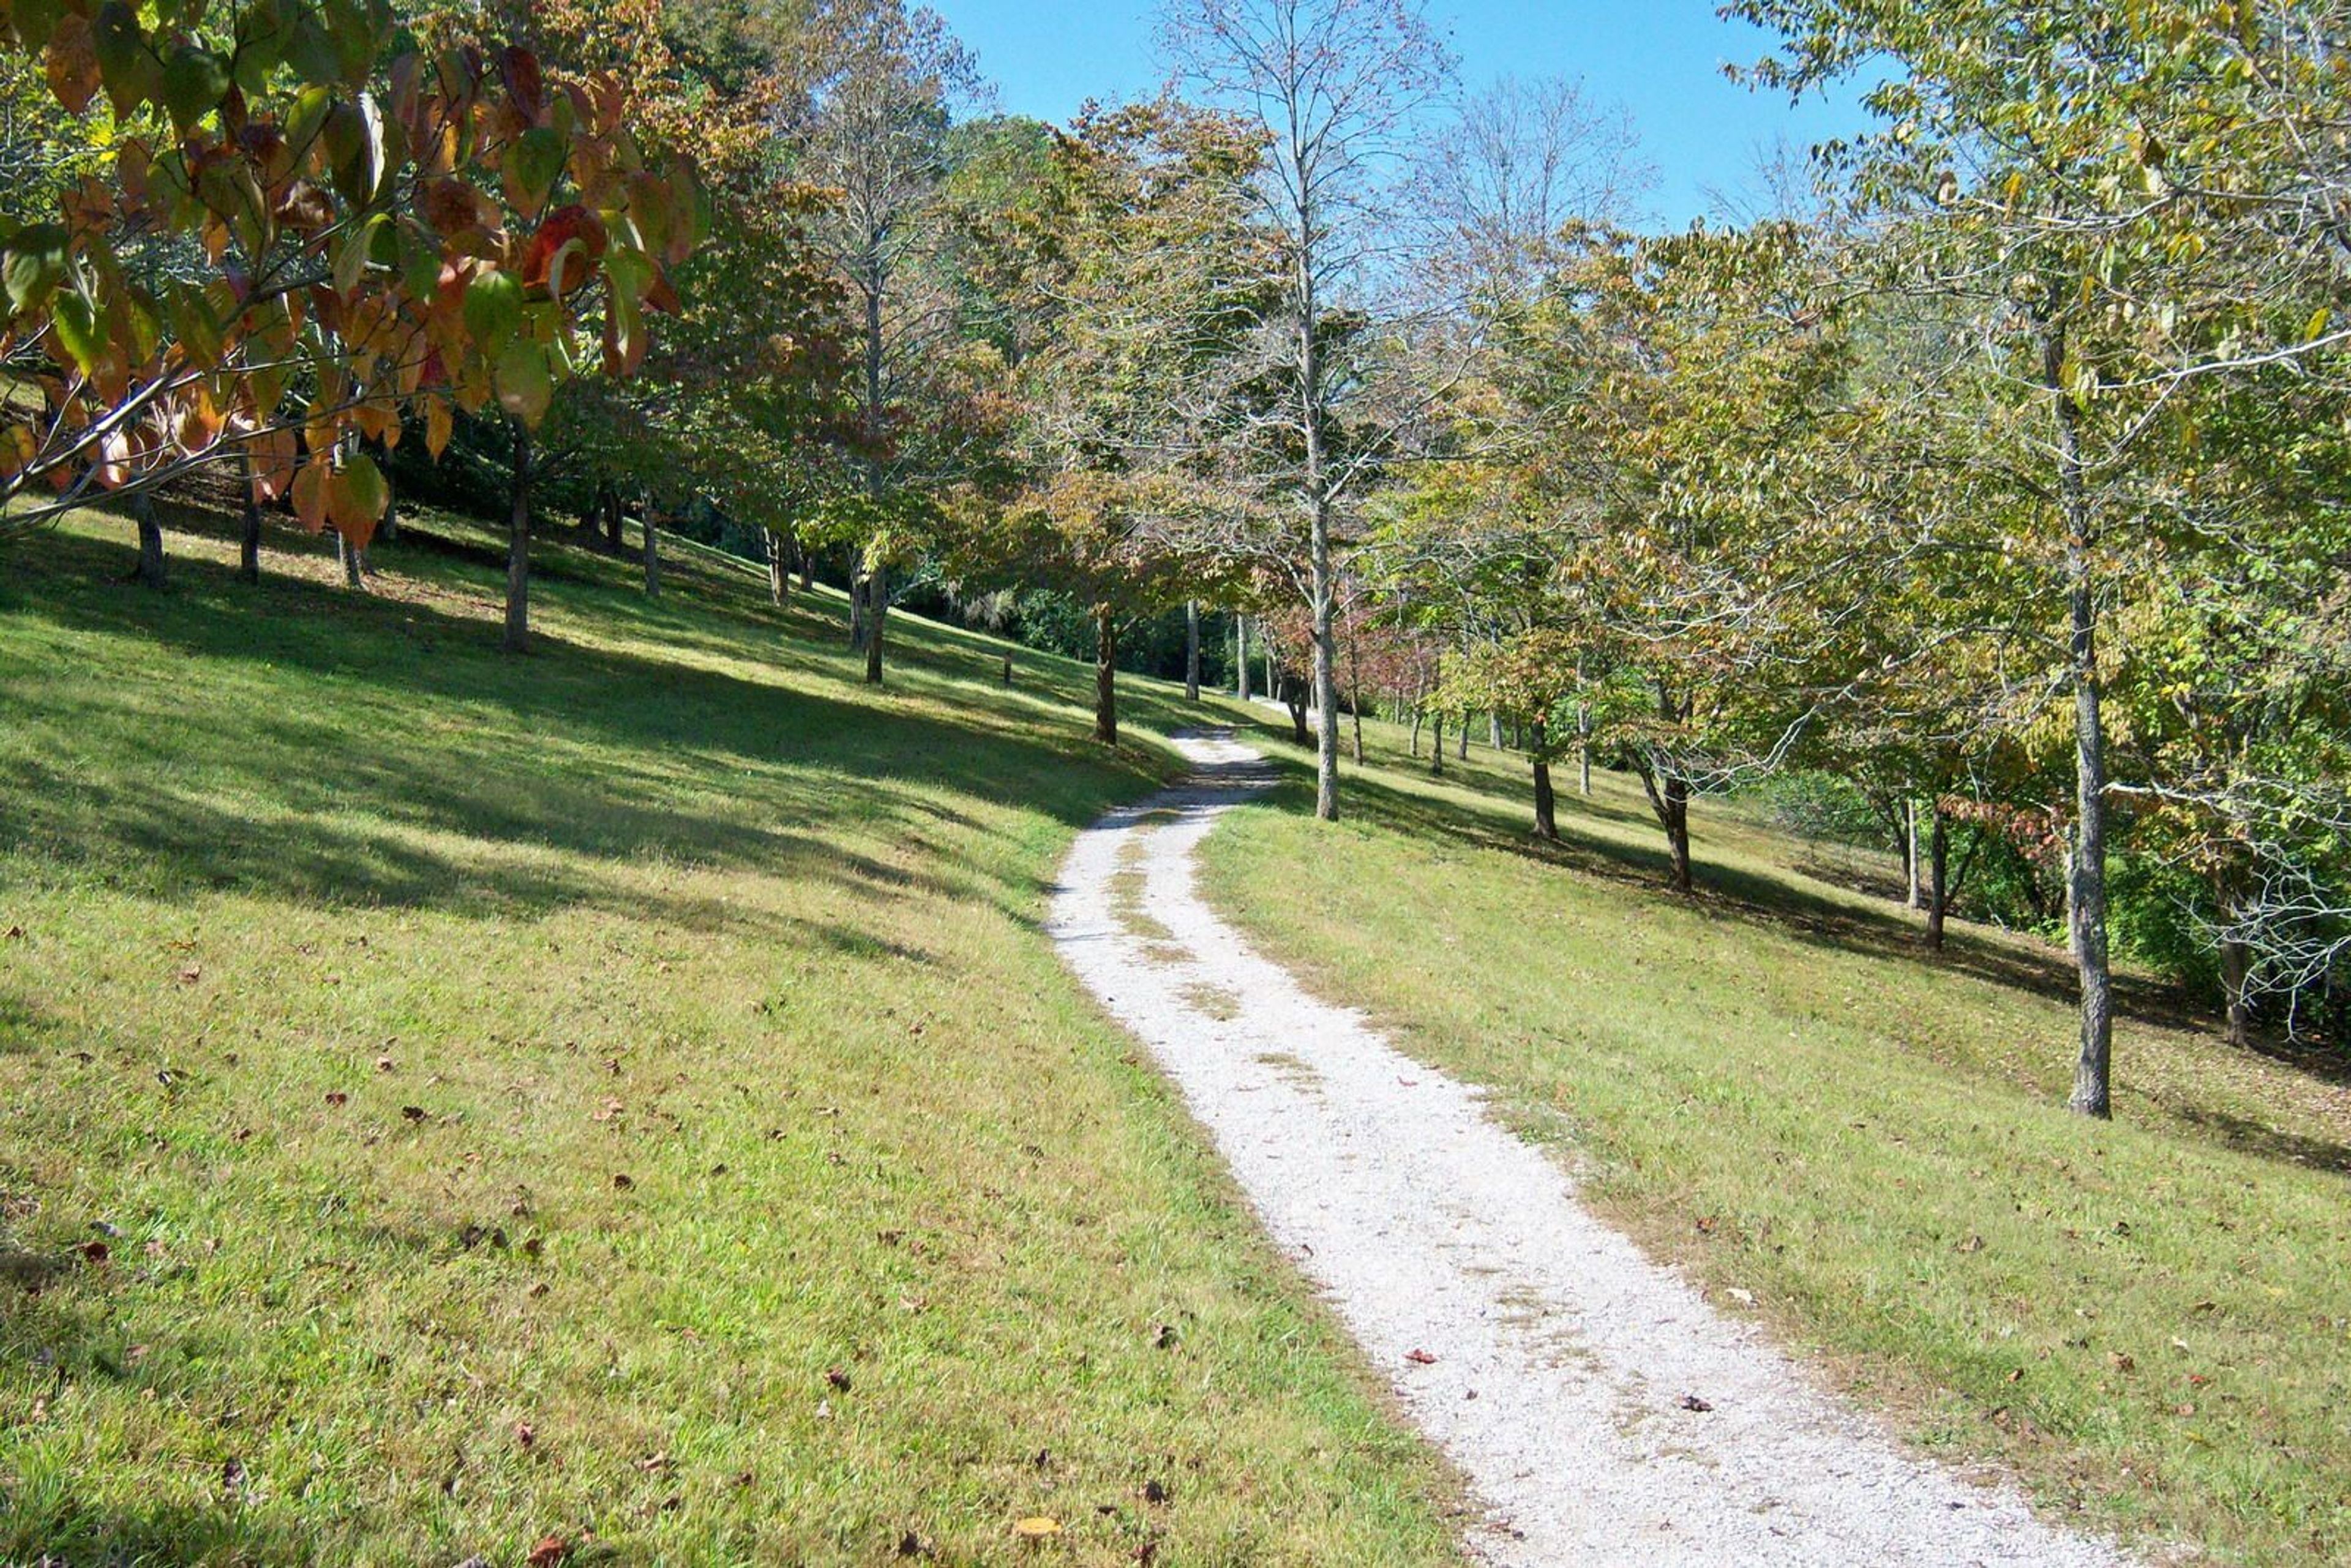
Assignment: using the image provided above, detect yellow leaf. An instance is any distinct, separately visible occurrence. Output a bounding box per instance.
[1012,1517,1062,1539]
[425,396,452,459]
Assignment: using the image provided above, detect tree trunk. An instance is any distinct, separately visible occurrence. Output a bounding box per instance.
[2220,936,2254,1048]
[863,560,887,685]
[1457,709,1469,760]
[1489,711,1503,750]
[1283,671,1311,747]
[338,528,366,590]
[1185,600,1201,703]
[130,493,167,588]
[765,528,789,606]
[238,451,262,584]
[603,481,623,552]
[2047,322,2114,1120]
[641,497,661,599]
[1905,800,1924,910]
[377,453,399,545]
[796,538,813,594]
[504,422,532,652]
[1346,632,1365,765]
[1926,806,1950,952]
[1094,603,1118,746]
[1577,703,1592,796]
[1235,613,1251,702]
[1663,773,1692,892]
[1531,718,1558,841]
[2216,864,2254,1047]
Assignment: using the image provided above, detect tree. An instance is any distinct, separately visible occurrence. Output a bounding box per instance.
[1163,0,1454,822]
[791,0,979,685]
[1735,0,2351,1113]
[977,99,1263,745]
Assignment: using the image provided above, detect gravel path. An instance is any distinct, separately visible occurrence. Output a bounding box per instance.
[1048,731,2132,1567]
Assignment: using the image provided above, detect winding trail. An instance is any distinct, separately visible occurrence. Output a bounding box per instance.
[1048,730,2130,1568]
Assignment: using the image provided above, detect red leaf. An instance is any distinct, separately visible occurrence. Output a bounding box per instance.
[499,47,545,125]
[520,206,608,298]
[526,1536,569,1568]
[1404,1348,1436,1365]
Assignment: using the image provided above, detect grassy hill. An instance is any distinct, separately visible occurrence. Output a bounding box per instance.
[1198,714,2351,1566]
[0,509,1461,1565]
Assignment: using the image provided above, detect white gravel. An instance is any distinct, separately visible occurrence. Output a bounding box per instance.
[1048,730,2134,1568]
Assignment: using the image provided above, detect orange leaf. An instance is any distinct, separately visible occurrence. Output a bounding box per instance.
[46,15,100,116]
[250,426,298,503]
[424,396,452,459]
[290,452,332,532]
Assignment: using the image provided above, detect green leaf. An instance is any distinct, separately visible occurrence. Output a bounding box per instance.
[91,2,153,119]
[463,269,523,355]
[493,337,553,424]
[53,290,101,374]
[160,44,231,132]
[506,126,567,213]
[2,223,70,315]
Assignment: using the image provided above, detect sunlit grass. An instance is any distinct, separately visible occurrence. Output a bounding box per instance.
[1200,709,2351,1567]
[0,509,1461,1565]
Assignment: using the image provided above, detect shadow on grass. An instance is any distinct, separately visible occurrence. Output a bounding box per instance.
[1238,727,2207,1044]
[0,530,1169,936]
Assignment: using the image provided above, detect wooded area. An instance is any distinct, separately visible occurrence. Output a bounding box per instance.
[2,0,2345,1131]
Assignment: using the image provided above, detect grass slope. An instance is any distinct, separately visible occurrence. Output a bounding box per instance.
[1198,713,2351,1567]
[0,510,1461,1566]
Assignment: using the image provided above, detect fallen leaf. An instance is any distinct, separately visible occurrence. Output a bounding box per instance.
[896,1529,929,1557]
[4,925,23,939]
[325,1091,350,1108]
[79,1240,110,1265]
[636,1453,670,1474]
[592,1098,624,1123]
[221,1458,247,1494]
[612,1173,634,1191]
[1404,1348,1437,1365]
[1142,1479,1169,1505]
[515,1421,536,1449]
[826,1366,852,1392]
[377,1056,396,1073]
[1013,1517,1062,1539]
[400,1105,427,1123]
[526,1536,569,1567]
[1726,1287,1756,1307]
[1678,1394,1713,1412]
[1153,1323,1178,1350]
[177,964,202,983]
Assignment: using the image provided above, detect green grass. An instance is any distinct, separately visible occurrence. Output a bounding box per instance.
[1198,715,2351,1567]
[0,508,1462,1566]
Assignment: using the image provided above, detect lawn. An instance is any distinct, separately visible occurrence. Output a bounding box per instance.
[1198,715,2351,1566]
[0,508,1462,1566]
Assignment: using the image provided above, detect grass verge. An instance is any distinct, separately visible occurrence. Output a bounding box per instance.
[1197,711,2351,1566]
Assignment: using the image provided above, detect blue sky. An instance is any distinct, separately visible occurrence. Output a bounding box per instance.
[932,0,1873,228]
